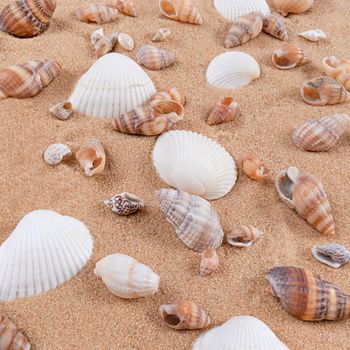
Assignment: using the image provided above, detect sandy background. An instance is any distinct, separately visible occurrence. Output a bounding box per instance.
[1,0,350,349]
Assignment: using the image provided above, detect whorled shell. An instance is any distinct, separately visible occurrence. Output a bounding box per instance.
[107,0,137,17]
[117,32,134,51]
[90,27,104,46]
[242,155,268,180]
[104,192,144,216]
[301,76,350,106]
[76,4,118,24]
[49,101,74,120]
[136,45,176,70]
[224,12,263,48]
[199,248,219,277]
[270,0,313,16]
[322,56,350,91]
[94,253,160,299]
[150,86,186,107]
[272,43,310,70]
[276,166,335,235]
[226,225,263,247]
[0,0,56,38]
[43,143,73,165]
[94,33,118,57]
[262,12,288,40]
[312,243,350,268]
[0,59,61,100]
[206,97,240,125]
[159,300,210,330]
[292,114,350,152]
[159,0,203,25]
[267,266,350,321]
[76,139,106,176]
[0,315,31,350]
[152,28,171,42]
[298,29,326,42]
[157,189,224,252]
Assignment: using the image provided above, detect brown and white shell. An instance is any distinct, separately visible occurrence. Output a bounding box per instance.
[94,33,118,57]
[262,12,288,41]
[152,28,171,42]
[242,155,268,180]
[275,166,335,235]
[90,27,104,46]
[199,248,219,277]
[49,101,74,120]
[117,32,134,51]
[107,0,137,17]
[226,225,263,247]
[150,86,186,107]
[272,43,310,70]
[104,192,144,216]
[76,4,118,24]
[322,56,350,91]
[0,315,31,350]
[43,143,73,165]
[312,243,350,268]
[270,0,314,16]
[159,0,203,25]
[206,97,240,125]
[136,45,176,70]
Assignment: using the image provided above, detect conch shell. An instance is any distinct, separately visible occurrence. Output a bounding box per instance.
[262,13,288,41]
[49,101,73,120]
[75,4,118,24]
[226,225,263,247]
[152,28,171,42]
[159,300,210,330]
[43,143,73,165]
[0,314,31,350]
[157,188,224,252]
[206,97,240,125]
[76,139,106,176]
[136,45,176,70]
[0,59,61,100]
[158,0,203,25]
[312,243,350,268]
[150,86,186,107]
[272,43,310,70]
[224,12,263,48]
[270,0,314,16]
[104,192,144,216]
[322,56,350,91]
[0,0,56,38]
[267,266,350,321]
[199,248,219,277]
[275,166,335,235]
[94,33,118,57]
[242,155,268,180]
[108,0,137,17]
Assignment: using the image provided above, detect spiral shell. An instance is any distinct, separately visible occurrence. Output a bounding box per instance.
[206,97,240,125]
[136,45,176,70]
[49,101,73,120]
[270,0,314,16]
[43,143,72,165]
[312,243,350,268]
[150,86,186,107]
[152,28,171,42]
[0,315,31,350]
[76,4,118,24]
[199,248,219,277]
[262,12,288,40]
[108,0,137,17]
[159,0,203,25]
[90,27,105,46]
[226,225,263,247]
[322,56,350,91]
[272,43,310,70]
[298,29,326,42]
[242,155,268,180]
[94,33,118,57]
[76,140,106,176]
[104,192,144,216]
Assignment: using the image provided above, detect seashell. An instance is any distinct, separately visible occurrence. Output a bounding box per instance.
[90,27,105,46]
[94,253,159,299]
[242,155,268,180]
[0,0,56,38]
[153,130,237,200]
[199,248,219,277]
[104,192,144,216]
[117,32,134,51]
[206,97,240,125]
[107,0,137,17]
[312,243,350,268]
[301,76,350,106]
[150,86,186,107]
[94,33,118,58]
[159,0,203,25]
[0,210,93,301]
[206,52,260,89]
[226,225,263,247]
[266,266,350,321]
[272,43,310,70]
[0,59,61,100]
[322,56,350,91]
[76,4,118,24]
[292,114,350,152]
[152,28,171,42]
[298,29,326,42]
[270,0,313,16]
[0,315,31,350]
[193,315,289,350]
[224,12,263,48]
[76,140,106,176]
[49,101,74,120]
[159,300,210,330]
[276,166,335,235]
[213,0,270,21]
[156,188,224,252]
[262,12,288,40]
[69,53,156,119]
[43,143,73,165]
[136,45,176,70]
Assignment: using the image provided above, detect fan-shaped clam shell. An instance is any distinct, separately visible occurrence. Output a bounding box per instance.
[270,0,313,16]
[108,0,137,17]
[322,56,350,91]
[43,143,72,165]
[76,4,118,24]
[136,45,176,70]
[152,28,171,42]
[199,248,219,277]
[76,140,106,176]
[206,97,240,125]
[104,192,144,216]
[90,27,105,46]
[159,0,203,25]
[150,86,186,107]
[49,101,74,120]
[298,29,326,42]
[272,43,310,70]
[263,12,288,40]
[206,52,260,89]
[117,32,134,51]
[226,225,263,247]
[152,130,237,200]
[242,155,268,180]
[312,243,350,268]
[0,315,31,350]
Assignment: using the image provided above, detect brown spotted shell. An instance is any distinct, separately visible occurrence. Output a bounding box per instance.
[0,315,31,350]
[272,43,310,70]
[76,139,106,176]
[226,225,263,247]
[199,248,219,277]
[107,0,137,17]
[322,56,350,91]
[76,4,118,24]
[262,12,288,40]
[270,0,314,16]
[242,155,268,180]
[312,243,350,268]
[159,0,203,25]
[104,192,144,216]
[49,101,74,120]
[206,97,240,125]
[136,45,176,70]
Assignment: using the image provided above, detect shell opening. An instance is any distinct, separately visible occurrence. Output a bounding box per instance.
[222,97,234,105]
[303,86,320,102]
[159,0,177,17]
[277,172,294,200]
[162,311,181,327]
[63,102,72,110]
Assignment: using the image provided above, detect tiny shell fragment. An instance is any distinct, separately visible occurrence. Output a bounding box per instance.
[199,248,219,277]
[298,29,326,42]
[226,225,263,247]
[0,314,31,350]
[312,243,350,268]
[49,101,74,120]
[152,28,171,42]
[44,143,73,165]
[242,155,268,180]
[117,32,134,51]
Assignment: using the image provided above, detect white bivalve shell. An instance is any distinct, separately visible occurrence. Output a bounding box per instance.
[43,143,72,165]
[94,253,160,299]
[193,315,290,350]
[152,130,237,200]
[298,29,326,42]
[0,210,93,301]
[206,52,260,89]
[69,53,156,119]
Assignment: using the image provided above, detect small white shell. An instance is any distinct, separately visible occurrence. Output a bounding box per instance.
[152,28,171,42]
[117,32,135,51]
[298,29,326,42]
[43,143,72,165]
[206,52,260,89]
[91,27,105,46]
[311,243,350,268]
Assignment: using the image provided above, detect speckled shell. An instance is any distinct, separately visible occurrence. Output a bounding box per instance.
[226,225,263,247]
[206,97,240,125]
[157,188,224,252]
[242,155,268,180]
[104,192,144,216]
[94,33,118,57]
[150,86,186,107]
[159,0,203,25]
[270,0,313,16]
[312,243,350,268]
[0,315,31,350]
[322,56,350,91]
[108,0,137,17]
[292,114,350,152]
[276,166,335,235]
[199,248,219,277]
[49,101,74,120]
[272,43,310,70]
[76,4,118,24]
[152,28,171,42]
[0,0,56,38]
[43,143,72,165]
[267,266,350,321]
[224,12,263,48]
[136,45,176,70]
[159,300,210,330]
[298,29,326,42]
[263,12,288,40]
[117,32,134,51]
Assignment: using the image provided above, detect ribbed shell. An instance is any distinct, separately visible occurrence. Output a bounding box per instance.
[322,56,350,91]
[150,86,186,106]
[136,45,176,70]
[206,52,260,89]
[0,210,93,301]
[262,13,288,41]
[94,33,118,58]
[108,0,137,17]
[298,29,326,42]
[0,315,31,350]
[75,4,118,24]
[69,53,156,119]
[312,243,350,268]
[206,97,240,125]
[272,43,310,70]
[159,0,203,25]
[270,0,313,16]
[104,192,144,216]
[199,248,219,277]
[226,225,263,247]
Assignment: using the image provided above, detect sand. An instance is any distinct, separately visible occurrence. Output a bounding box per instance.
[1,0,350,348]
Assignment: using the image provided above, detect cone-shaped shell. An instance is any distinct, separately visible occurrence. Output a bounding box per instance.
[199,248,219,277]
[275,166,335,235]
[263,13,288,40]
[108,0,137,17]
[226,225,263,247]
[206,97,240,125]
[298,29,326,42]
[76,140,106,176]
[43,143,72,165]
[322,56,350,91]
[136,45,176,70]
[157,189,224,252]
[0,210,93,301]
[49,101,73,120]
[104,192,144,216]
[0,0,56,38]
[206,52,260,89]
[242,155,268,180]
[152,131,237,200]
[270,0,313,16]
[312,243,350,268]
[159,0,203,25]
[159,300,210,330]
[69,53,156,118]
[150,86,186,107]
[0,315,31,350]
[272,43,310,70]
[94,253,160,299]
[193,315,289,350]
[76,4,118,24]
[292,114,350,152]
[152,28,171,42]
[267,266,350,321]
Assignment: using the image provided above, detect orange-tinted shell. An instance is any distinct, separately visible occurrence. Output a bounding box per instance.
[108,0,137,17]
[159,0,203,25]
[0,315,31,350]
[94,33,118,58]
[76,4,118,24]
[242,155,268,180]
[270,0,314,16]
[322,56,350,91]
[199,248,219,277]
[262,13,288,40]
[76,139,106,176]
[150,86,186,107]
[49,101,73,120]
[136,45,176,70]
[272,43,310,70]
[206,97,240,125]
[226,225,263,247]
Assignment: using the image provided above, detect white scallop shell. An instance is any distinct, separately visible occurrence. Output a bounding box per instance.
[213,0,270,21]
[0,210,93,301]
[152,130,237,200]
[117,32,135,51]
[193,315,289,350]
[206,52,260,89]
[298,29,326,42]
[69,53,156,119]
[43,143,72,165]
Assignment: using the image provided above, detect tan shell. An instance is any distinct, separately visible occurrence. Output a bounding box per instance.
[322,56,350,91]
[152,28,171,42]
[272,43,310,70]
[136,45,176,70]
[76,139,106,176]
[0,315,31,350]
[159,0,203,25]
[262,12,288,40]
[76,4,118,24]
[104,192,144,216]
[312,243,350,268]
[301,76,350,106]
[226,225,263,247]
[270,0,314,16]
[107,0,137,17]
[49,101,74,120]
[199,248,219,277]
[117,32,134,51]
[150,86,186,107]
[90,27,105,46]
[242,155,268,180]
[94,33,118,57]
[206,97,240,125]
[159,300,210,330]
[224,12,263,48]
